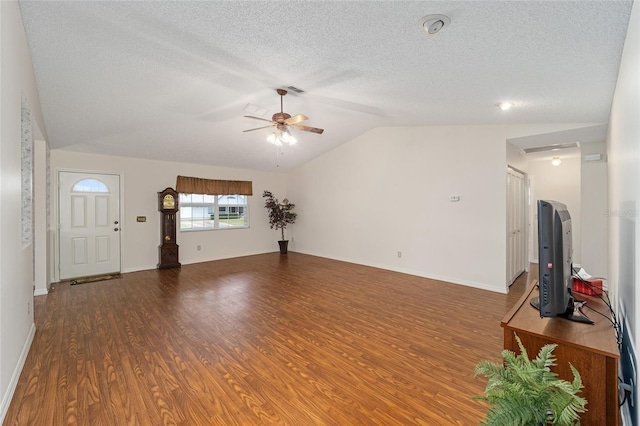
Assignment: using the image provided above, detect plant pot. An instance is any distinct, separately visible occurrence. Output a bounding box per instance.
[278,240,289,255]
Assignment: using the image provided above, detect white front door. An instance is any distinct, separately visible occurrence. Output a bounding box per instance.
[59,171,121,280]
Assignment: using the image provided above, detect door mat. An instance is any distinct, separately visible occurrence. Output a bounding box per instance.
[70,273,122,286]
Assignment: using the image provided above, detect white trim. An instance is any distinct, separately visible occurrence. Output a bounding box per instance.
[295,249,508,294]
[0,323,35,424]
[122,249,275,274]
[34,288,48,296]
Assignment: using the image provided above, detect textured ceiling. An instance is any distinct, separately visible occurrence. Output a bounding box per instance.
[19,1,633,172]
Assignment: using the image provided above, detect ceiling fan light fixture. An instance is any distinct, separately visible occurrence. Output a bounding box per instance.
[282,130,297,145]
[267,132,279,146]
[267,129,297,146]
[245,88,324,143]
[420,14,451,35]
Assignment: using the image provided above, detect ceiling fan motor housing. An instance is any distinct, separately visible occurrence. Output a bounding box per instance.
[272,112,291,123]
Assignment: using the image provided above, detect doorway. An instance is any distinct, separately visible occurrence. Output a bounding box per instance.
[507,167,527,286]
[58,171,121,280]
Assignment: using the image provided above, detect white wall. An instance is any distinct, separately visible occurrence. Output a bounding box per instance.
[528,157,581,265]
[0,2,47,421]
[50,151,287,275]
[580,141,608,279]
[287,125,508,293]
[607,2,640,424]
[506,141,529,173]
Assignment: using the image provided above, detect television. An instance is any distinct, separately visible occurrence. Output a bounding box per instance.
[530,200,593,324]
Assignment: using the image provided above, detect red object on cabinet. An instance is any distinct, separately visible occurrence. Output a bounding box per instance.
[572,277,603,296]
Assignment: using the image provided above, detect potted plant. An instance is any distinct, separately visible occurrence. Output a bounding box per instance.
[262,190,297,254]
[473,334,587,426]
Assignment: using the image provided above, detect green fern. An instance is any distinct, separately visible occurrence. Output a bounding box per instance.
[473,335,587,426]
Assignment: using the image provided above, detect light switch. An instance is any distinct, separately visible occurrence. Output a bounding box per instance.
[449,195,460,202]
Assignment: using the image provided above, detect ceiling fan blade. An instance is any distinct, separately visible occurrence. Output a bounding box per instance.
[285,114,308,125]
[243,125,274,132]
[290,124,324,134]
[244,115,274,123]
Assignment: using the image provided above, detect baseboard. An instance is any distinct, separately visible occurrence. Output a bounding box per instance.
[33,288,48,296]
[295,249,508,294]
[122,250,275,274]
[124,250,507,294]
[0,323,35,424]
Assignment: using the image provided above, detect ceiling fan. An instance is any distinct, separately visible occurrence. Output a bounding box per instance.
[243,89,324,144]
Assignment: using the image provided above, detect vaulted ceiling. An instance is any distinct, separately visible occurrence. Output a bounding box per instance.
[19,1,633,171]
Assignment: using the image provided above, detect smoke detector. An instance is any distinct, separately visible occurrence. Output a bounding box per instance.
[420,14,451,35]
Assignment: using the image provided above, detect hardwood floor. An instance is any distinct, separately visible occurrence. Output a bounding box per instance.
[4,253,536,425]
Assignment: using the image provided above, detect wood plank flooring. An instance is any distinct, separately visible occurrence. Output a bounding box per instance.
[4,253,534,425]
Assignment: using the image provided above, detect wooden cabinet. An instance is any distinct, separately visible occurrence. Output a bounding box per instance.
[502,281,620,426]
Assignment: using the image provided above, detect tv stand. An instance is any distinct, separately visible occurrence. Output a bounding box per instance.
[529,296,594,324]
[502,281,620,426]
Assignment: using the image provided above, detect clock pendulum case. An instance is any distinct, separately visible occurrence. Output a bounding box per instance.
[157,187,181,269]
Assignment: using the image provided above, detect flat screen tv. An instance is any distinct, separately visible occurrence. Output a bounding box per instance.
[530,200,593,324]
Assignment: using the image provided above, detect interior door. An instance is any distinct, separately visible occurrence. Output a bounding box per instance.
[507,168,526,286]
[59,171,121,280]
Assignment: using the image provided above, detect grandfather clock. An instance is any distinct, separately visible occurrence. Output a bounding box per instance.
[158,187,181,269]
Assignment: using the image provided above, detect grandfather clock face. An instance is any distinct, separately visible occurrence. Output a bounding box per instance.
[159,188,178,213]
[163,194,175,210]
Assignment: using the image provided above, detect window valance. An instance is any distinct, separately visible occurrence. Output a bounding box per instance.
[176,175,253,196]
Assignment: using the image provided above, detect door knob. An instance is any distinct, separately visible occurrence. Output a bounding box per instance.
[114,228,119,232]
[114,220,119,224]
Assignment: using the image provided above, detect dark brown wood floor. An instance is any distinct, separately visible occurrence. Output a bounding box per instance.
[4,253,535,425]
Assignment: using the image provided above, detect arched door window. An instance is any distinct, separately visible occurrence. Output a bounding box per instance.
[72,179,109,193]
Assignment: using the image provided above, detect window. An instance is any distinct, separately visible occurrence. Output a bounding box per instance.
[179,193,249,231]
[72,179,109,193]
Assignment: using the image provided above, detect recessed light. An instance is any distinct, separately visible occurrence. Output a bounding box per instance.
[420,14,451,35]
[497,102,514,111]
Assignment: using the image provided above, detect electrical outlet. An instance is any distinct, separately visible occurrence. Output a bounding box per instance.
[397,251,402,258]
[27,301,31,316]
[197,245,201,251]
